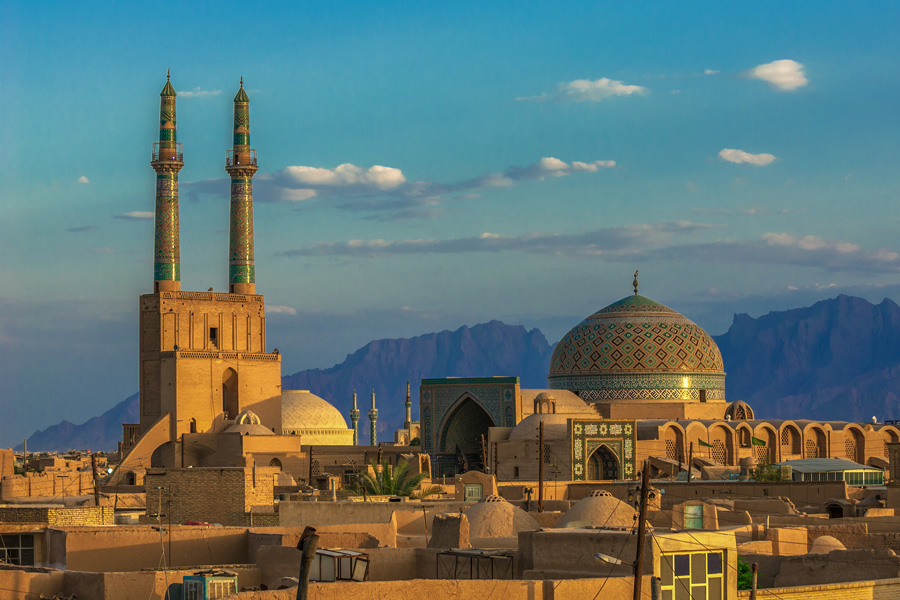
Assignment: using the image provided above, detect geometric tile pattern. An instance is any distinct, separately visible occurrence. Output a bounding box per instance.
[571,419,635,481]
[549,294,725,401]
[229,178,255,284]
[154,174,181,281]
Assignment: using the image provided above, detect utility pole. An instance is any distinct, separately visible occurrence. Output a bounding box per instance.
[91,454,101,507]
[633,459,651,600]
[492,441,498,477]
[296,526,319,600]
[538,421,544,513]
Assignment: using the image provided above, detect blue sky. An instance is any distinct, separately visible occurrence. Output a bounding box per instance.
[2,2,900,446]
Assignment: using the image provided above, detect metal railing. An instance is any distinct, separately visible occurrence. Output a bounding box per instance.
[226,148,257,167]
[151,142,183,162]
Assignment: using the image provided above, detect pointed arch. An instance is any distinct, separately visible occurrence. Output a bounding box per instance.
[223,368,238,419]
[438,394,496,456]
[587,444,620,480]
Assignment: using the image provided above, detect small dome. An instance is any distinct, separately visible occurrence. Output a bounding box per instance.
[464,496,540,538]
[557,491,638,529]
[282,390,349,431]
[724,401,754,420]
[234,410,262,425]
[810,536,845,554]
[226,422,274,436]
[509,412,569,441]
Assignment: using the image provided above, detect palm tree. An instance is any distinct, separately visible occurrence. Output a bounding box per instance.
[350,459,443,499]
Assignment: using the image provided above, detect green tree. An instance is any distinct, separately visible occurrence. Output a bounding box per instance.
[737,558,756,590]
[751,460,784,482]
[349,460,443,499]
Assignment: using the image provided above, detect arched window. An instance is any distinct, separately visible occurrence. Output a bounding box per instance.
[222,368,238,419]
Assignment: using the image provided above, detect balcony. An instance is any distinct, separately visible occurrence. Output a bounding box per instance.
[151,142,183,163]
[226,148,257,167]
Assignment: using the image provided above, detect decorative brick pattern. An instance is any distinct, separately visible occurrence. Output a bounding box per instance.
[571,419,636,481]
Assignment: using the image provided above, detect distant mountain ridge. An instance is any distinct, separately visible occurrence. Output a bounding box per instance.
[20,296,900,452]
[714,295,900,422]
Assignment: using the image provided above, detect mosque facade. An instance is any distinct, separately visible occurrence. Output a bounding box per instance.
[421,274,900,482]
[114,75,419,487]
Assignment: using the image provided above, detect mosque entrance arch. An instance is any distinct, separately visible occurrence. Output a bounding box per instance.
[439,396,495,471]
[587,445,619,481]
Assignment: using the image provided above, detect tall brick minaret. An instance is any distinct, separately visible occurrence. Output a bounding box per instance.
[226,77,258,294]
[350,390,360,445]
[151,70,184,293]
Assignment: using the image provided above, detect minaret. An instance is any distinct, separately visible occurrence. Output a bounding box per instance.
[225,77,258,294]
[368,389,378,446]
[403,380,412,430]
[350,390,360,446]
[151,70,184,293]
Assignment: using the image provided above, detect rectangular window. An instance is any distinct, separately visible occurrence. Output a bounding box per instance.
[209,327,219,348]
[0,534,35,566]
[660,551,724,600]
[684,504,703,530]
[514,466,520,479]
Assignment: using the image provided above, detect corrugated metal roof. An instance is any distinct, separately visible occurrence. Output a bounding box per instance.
[775,458,880,473]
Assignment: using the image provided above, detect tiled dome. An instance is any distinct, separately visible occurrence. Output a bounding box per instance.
[281,390,349,431]
[548,294,725,402]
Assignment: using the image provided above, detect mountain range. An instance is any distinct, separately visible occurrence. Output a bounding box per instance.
[19,295,900,452]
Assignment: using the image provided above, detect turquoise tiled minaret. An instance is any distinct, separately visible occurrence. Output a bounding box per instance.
[151,70,184,292]
[350,390,360,445]
[225,77,259,294]
[369,389,378,446]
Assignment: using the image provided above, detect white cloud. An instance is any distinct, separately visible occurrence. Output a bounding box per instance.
[746,59,808,91]
[520,78,647,102]
[704,69,719,76]
[281,164,406,189]
[718,148,777,166]
[279,221,718,259]
[179,87,222,99]
[115,211,154,221]
[185,156,616,219]
[267,305,297,315]
[77,176,90,184]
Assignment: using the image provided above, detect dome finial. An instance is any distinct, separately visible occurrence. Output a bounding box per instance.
[167,68,170,81]
[633,270,639,295]
[240,76,243,87]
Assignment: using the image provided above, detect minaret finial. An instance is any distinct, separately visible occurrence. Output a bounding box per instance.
[167,69,170,81]
[240,76,243,87]
[633,270,639,295]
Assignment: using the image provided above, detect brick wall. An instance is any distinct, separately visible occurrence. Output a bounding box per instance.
[144,466,276,526]
[1,472,95,500]
[0,506,112,525]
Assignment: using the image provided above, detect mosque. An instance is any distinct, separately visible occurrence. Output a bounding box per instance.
[420,273,900,482]
[115,74,898,490]
[112,75,421,487]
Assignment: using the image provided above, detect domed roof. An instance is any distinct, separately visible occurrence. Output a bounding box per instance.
[556,491,638,529]
[282,390,349,431]
[464,496,540,538]
[724,400,754,420]
[509,412,570,441]
[235,410,262,425]
[550,294,724,377]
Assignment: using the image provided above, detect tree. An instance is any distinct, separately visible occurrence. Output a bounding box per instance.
[737,558,756,590]
[349,459,443,499]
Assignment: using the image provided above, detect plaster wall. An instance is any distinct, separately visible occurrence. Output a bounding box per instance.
[0,450,14,480]
[225,577,638,600]
[2,471,95,500]
[738,576,900,600]
[46,526,248,571]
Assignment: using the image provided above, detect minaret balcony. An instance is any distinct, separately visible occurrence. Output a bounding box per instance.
[151,142,184,163]
[226,149,257,167]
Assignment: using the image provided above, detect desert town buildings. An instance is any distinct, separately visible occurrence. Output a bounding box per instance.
[4,74,900,600]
